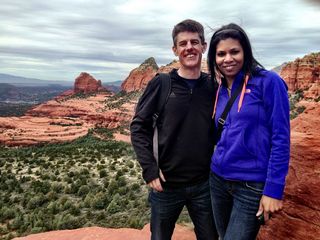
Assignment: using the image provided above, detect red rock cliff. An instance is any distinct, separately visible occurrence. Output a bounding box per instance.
[121,57,159,92]
[74,72,106,94]
[257,101,320,240]
[280,52,320,99]
[121,58,209,92]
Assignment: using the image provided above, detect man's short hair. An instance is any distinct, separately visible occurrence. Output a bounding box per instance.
[172,19,205,46]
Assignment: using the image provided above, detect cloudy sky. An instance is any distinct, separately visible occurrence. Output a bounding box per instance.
[0,0,319,83]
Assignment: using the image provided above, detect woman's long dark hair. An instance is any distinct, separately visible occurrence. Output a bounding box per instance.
[207,23,263,82]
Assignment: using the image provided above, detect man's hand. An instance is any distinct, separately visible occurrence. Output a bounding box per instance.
[256,195,283,222]
[148,170,166,192]
[148,178,163,192]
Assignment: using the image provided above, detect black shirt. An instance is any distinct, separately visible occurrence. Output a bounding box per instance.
[130,69,216,187]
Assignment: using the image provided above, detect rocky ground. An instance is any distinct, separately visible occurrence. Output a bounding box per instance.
[13,224,195,240]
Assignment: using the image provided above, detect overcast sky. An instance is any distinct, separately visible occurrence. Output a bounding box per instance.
[0,0,319,82]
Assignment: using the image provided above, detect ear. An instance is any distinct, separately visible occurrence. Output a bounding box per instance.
[202,42,207,54]
[172,46,178,56]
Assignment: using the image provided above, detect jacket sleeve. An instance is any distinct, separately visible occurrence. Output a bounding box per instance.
[130,75,161,183]
[262,71,290,199]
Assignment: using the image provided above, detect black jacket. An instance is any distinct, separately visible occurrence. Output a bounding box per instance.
[130,69,216,187]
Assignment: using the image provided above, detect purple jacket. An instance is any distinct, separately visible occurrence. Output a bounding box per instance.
[211,69,290,199]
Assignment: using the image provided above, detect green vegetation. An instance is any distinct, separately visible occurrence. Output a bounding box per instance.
[57,91,108,103]
[105,91,141,110]
[0,103,35,117]
[90,127,115,140]
[0,133,151,239]
[289,89,306,119]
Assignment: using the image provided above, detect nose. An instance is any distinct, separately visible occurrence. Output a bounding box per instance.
[224,53,233,62]
[186,41,193,49]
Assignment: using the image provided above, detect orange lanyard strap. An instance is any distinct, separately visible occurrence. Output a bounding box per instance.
[238,74,249,112]
[212,74,249,119]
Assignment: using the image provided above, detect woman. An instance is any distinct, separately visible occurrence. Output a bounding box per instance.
[207,23,290,240]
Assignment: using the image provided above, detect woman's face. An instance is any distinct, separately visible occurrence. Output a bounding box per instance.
[215,38,244,82]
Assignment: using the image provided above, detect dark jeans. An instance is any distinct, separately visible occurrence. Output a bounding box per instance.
[209,172,264,240]
[149,180,218,240]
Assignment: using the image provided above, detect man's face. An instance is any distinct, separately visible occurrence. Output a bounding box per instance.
[172,31,207,70]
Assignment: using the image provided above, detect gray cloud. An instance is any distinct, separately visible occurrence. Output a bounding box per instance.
[0,0,319,82]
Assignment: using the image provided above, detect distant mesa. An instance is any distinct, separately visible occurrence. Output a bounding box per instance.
[74,72,107,94]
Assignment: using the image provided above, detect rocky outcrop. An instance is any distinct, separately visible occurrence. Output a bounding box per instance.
[157,60,181,73]
[121,58,209,92]
[0,116,91,146]
[74,72,106,94]
[13,224,195,240]
[121,57,159,92]
[257,101,320,240]
[0,93,134,146]
[280,52,320,99]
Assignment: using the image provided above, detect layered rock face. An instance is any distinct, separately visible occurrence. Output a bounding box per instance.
[0,72,134,146]
[121,58,209,92]
[257,54,320,239]
[121,57,159,92]
[0,92,134,146]
[257,101,320,240]
[280,52,320,99]
[74,72,106,94]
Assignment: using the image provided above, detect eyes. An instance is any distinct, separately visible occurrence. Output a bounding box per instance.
[178,39,200,47]
[216,49,241,57]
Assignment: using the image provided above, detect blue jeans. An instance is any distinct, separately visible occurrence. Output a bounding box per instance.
[149,180,218,240]
[209,172,264,240]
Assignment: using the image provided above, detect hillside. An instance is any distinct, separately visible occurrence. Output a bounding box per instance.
[0,52,319,239]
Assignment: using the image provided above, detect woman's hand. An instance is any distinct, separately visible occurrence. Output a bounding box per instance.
[256,195,283,222]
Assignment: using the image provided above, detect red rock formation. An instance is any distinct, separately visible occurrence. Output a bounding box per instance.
[257,101,320,240]
[158,59,208,73]
[121,58,209,92]
[0,93,134,146]
[280,52,320,99]
[157,59,181,73]
[13,224,196,240]
[0,116,91,146]
[121,57,159,92]
[54,89,74,100]
[74,72,106,94]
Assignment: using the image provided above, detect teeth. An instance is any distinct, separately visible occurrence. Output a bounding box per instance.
[225,66,234,70]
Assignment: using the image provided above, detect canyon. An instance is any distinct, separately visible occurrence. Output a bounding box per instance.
[2,52,320,240]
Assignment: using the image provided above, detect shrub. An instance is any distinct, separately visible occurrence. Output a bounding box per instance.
[47,201,60,215]
[57,214,85,230]
[27,194,47,210]
[92,192,108,210]
[99,169,107,178]
[77,185,90,197]
[0,207,16,221]
[106,200,121,214]
[52,182,64,193]
[131,183,141,191]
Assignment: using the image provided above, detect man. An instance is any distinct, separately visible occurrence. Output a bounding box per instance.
[130,19,218,240]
